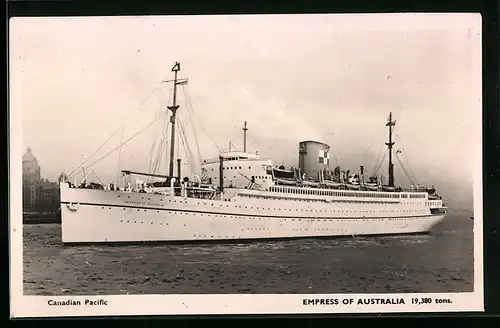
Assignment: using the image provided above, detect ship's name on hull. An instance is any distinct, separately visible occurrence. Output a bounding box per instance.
[123,200,165,207]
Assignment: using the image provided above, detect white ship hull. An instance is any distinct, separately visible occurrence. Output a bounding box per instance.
[60,183,446,244]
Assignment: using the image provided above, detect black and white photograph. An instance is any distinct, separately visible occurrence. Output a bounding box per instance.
[9,13,483,317]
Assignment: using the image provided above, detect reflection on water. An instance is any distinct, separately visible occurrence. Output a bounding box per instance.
[23,214,474,295]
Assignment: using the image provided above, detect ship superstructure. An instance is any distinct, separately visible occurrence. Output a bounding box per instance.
[59,62,447,244]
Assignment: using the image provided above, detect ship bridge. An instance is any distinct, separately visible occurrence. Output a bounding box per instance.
[200,151,274,190]
[202,151,262,165]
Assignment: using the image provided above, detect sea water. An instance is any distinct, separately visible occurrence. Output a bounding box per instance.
[22,214,474,295]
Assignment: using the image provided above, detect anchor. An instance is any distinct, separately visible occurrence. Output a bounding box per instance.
[67,202,79,211]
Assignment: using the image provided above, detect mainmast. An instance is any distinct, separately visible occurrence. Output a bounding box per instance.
[243,121,248,152]
[163,62,188,179]
[385,112,396,187]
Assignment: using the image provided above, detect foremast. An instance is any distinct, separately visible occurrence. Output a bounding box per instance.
[164,62,188,180]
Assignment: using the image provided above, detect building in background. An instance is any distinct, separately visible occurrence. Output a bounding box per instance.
[22,147,60,213]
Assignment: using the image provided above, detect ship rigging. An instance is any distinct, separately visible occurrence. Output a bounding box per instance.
[64,61,439,198]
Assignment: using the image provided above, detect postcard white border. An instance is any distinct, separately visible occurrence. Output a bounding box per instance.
[9,13,484,318]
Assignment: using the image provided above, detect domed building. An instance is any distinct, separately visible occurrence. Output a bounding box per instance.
[22,147,41,210]
[22,147,60,213]
[23,146,41,182]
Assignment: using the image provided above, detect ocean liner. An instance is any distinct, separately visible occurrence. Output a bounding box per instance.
[59,62,448,244]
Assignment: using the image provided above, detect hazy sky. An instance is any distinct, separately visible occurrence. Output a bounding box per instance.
[10,14,481,205]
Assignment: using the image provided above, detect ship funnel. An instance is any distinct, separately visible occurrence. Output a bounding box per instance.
[298,140,331,181]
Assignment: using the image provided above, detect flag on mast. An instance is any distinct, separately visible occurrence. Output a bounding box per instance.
[172,62,180,71]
